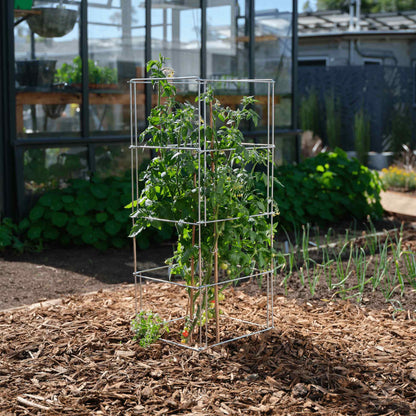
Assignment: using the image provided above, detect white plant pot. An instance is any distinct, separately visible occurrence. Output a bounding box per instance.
[367,152,394,171]
[346,151,357,160]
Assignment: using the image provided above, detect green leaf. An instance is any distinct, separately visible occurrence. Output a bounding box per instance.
[76,194,96,212]
[29,206,45,221]
[18,218,30,231]
[51,212,68,228]
[67,222,83,236]
[62,194,75,204]
[73,206,87,216]
[77,216,90,227]
[27,226,42,240]
[90,183,109,199]
[105,220,122,236]
[96,212,108,223]
[82,228,98,245]
[44,227,59,240]
[114,210,128,223]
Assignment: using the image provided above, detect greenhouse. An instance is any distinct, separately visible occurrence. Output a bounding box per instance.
[0,0,298,218]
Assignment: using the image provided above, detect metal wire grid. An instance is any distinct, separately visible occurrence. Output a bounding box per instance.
[129,76,275,351]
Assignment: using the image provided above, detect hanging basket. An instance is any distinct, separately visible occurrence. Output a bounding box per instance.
[27,7,77,38]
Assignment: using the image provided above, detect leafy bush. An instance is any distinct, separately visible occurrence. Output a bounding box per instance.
[0,218,25,252]
[381,166,416,192]
[270,148,384,229]
[26,171,173,250]
[131,311,169,348]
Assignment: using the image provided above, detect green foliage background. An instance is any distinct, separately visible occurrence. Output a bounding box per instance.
[23,170,173,251]
[270,149,384,229]
[315,0,416,12]
[1,149,385,253]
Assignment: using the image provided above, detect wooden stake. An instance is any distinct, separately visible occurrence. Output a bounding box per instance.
[210,100,220,343]
[190,174,197,324]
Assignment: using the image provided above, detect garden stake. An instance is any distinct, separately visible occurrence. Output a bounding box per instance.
[210,99,220,344]
[189,174,197,342]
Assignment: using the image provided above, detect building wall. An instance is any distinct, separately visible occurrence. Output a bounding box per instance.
[299,34,416,67]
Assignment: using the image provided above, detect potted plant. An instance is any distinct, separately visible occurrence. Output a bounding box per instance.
[55,57,118,88]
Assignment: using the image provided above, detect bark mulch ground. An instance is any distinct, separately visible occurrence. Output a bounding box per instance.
[1,282,415,415]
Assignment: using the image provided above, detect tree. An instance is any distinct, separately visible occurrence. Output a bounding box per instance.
[316,0,416,13]
[302,0,313,11]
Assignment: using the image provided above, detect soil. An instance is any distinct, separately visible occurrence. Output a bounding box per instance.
[1,218,416,415]
[0,243,174,311]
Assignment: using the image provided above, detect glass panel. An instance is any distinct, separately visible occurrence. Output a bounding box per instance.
[14,1,81,138]
[24,146,88,194]
[88,0,145,134]
[207,0,248,91]
[151,0,201,77]
[255,0,293,128]
[275,134,298,165]
[95,143,150,178]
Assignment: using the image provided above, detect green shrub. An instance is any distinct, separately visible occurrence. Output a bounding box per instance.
[381,165,416,192]
[0,218,26,252]
[26,171,173,250]
[269,148,384,229]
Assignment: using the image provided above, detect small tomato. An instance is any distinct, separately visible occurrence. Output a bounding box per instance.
[182,329,189,338]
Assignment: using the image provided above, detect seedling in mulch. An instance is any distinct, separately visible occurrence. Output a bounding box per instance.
[131,311,169,348]
[402,251,416,289]
[280,223,416,311]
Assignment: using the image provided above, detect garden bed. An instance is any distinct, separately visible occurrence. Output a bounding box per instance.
[0,282,415,415]
[1,219,416,414]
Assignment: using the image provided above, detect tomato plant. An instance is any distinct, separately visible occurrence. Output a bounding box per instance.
[129,56,277,343]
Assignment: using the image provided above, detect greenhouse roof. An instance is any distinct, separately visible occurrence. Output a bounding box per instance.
[299,10,416,36]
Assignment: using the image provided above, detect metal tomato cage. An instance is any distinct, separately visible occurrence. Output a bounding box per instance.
[129,76,276,351]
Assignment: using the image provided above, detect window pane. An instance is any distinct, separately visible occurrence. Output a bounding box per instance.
[275,134,297,165]
[255,0,293,128]
[207,0,248,90]
[14,1,81,138]
[88,0,145,134]
[24,146,88,194]
[95,143,150,179]
[151,1,201,76]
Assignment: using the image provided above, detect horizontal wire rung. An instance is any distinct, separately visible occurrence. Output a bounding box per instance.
[134,269,275,290]
[131,212,276,224]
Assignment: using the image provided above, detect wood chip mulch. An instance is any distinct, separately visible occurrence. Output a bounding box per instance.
[0,283,415,415]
